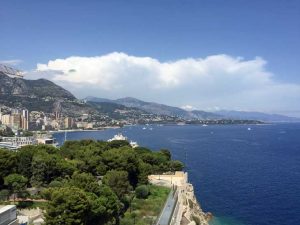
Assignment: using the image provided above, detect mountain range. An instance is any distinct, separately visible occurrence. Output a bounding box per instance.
[1,72,299,122]
[85,96,300,122]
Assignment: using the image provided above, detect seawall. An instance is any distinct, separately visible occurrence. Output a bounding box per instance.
[149,171,212,225]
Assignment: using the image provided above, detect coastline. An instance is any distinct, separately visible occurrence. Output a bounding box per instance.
[48,126,122,134]
[149,172,212,225]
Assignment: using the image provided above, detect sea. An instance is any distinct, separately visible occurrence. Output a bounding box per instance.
[53,123,300,225]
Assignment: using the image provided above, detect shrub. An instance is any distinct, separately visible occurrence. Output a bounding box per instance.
[0,189,10,201]
[135,185,149,199]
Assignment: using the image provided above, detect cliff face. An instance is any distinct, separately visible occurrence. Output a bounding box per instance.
[0,72,75,100]
[0,73,93,115]
[148,172,211,225]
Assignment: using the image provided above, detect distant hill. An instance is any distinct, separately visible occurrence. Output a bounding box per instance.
[0,72,75,100]
[2,73,298,123]
[86,96,300,122]
[215,110,300,122]
[0,73,156,119]
[0,72,85,114]
[85,96,222,120]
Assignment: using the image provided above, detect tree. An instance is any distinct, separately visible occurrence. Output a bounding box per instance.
[4,173,28,198]
[0,149,17,186]
[160,149,171,160]
[106,140,130,149]
[17,146,36,179]
[135,185,149,199]
[102,147,139,187]
[137,162,152,185]
[45,187,90,225]
[168,160,184,171]
[87,186,121,225]
[68,172,101,196]
[102,170,132,200]
[45,186,120,225]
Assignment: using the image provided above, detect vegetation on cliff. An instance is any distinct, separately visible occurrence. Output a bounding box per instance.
[0,140,183,224]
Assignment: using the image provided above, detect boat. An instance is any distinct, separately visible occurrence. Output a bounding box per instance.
[108,134,139,148]
[202,124,208,127]
[247,127,251,131]
[130,141,139,148]
[108,133,127,141]
[142,127,147,130]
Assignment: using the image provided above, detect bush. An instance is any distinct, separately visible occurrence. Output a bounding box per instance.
[0,189,10,201]
[49,180,64,188]
[135,185,149,199]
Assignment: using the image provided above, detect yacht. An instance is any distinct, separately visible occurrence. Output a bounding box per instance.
[108,133,127,141]
[108,134,139,148]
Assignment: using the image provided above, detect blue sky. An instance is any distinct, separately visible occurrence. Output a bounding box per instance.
[1,0,300,115]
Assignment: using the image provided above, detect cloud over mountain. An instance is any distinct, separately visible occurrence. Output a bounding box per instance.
[28,52,300,116]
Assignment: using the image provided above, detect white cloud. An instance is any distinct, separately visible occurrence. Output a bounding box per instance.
[181,105,197,111]
[29,52,300,116]
[0,59,23,66]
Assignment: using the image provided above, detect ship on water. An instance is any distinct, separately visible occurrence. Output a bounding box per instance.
[108,133,139,148]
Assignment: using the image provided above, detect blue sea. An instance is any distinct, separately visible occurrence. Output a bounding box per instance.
[53,123,300,225]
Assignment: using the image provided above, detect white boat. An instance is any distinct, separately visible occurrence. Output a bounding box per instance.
[108,133,127,142]
[142,127,147,130]
[108,134,139,148]
[202,124,208,127]
[130,141,139,148]
[247,127,251,131]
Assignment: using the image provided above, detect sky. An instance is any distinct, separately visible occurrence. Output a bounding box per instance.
[1,0,300,116]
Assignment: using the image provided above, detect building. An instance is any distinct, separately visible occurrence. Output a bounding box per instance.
[22,109,29,130]
[1,115,11,126]
[0,205,18,225]
[0,136,37,150]
[0,109,29,131]
[64,117,74,129]
[11,114,22,130]
[36,137,58,147]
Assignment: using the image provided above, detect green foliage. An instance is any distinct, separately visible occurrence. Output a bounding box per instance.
[0,127,14,137]
[120,185,170,225]
[45,186,120,225]
[0,189,10,201]
[103,170,132,200]
[160,149,171,160]
[48,180,64,188]
[67,172,101,196]
[102,147,139,187]
[4,173,28,196]
[0,149,17,180]
[45,187,90,225]
[135,185,149,199]
[0,139,183,225]
[107,140,130,149]
[16,146,36,179]
[168,160,184,171]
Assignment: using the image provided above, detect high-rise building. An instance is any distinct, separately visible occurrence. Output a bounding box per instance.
[11,114,22,130]
[21,117,28,130]
[64,117,74,129]
[11,109,20,115]
[1,114,11,126]
[22,109,29,120]
[21,109,29,130]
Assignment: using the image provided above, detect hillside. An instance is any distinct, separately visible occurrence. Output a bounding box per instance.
[0,74,164,121]
[86,96,222,120]
[216,110,300,122]
[0,72,75,100]
[86,96,300,122]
